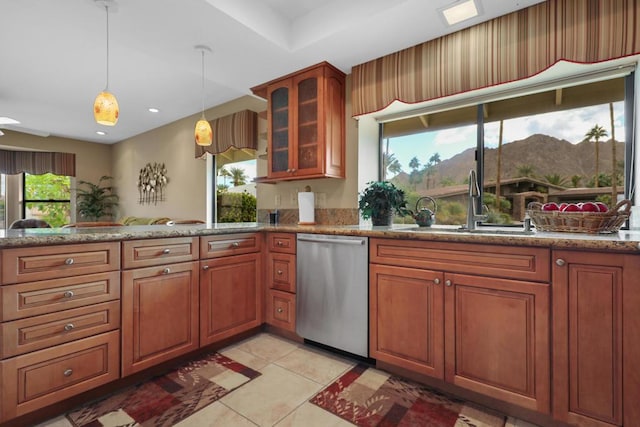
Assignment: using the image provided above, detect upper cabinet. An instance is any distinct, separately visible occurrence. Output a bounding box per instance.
[252,62,346,182]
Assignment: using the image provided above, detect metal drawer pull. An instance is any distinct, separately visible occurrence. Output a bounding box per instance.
[63,369,73,377]
[162,248,171,254]
[556,258,566,266]
[445,280,452,287]
[64,323,75,331]
[63,290,74,298]
[277,307,284,313]
[64,258,74,265]
[277,241,284,246]
[231,242,240,248]
[163,267,171,274]
[277,270,283,275]
[433,278,440,285]
[202,265,209,271]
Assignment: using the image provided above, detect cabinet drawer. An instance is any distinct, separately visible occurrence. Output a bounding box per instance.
[122,237,199,269]
[1,301,120,358]
[1,271,120,321]
[370,238,550,282]
[0,331,119,422]
[266,289,296,332]
[267,253,296,292]
[200,233,262,258]
[1,242,120,284]
[267,233,296,254]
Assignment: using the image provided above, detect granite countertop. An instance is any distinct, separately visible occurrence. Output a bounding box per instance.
[1,222,640,253]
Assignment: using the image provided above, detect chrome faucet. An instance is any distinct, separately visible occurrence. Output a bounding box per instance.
[463,169,488,230]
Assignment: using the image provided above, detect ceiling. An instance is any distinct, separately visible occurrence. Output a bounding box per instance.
[0,0,546,144]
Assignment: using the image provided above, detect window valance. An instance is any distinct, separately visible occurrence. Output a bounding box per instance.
[351,0,640,117]
[0,149,76,176]
[195,110,257,158]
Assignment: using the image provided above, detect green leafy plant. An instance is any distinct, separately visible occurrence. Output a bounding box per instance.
[76,176,119,221]
[358,181,409,225]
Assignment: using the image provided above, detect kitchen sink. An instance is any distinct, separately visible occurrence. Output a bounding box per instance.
[392,224,535,236]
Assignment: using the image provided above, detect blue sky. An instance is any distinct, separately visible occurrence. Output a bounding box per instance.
[386,102,625,174]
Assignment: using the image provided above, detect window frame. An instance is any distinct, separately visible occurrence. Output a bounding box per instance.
[21,172,73,227]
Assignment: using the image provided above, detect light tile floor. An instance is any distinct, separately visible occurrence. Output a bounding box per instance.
[36,333,538,427]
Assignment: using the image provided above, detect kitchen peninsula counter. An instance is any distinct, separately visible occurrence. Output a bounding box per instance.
[1,222,640,252]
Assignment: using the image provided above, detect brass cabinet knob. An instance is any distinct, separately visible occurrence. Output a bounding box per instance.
[556,258,566,266]
[202,265,209,271]
[277,241,284,246]
[277,307,284,313]
[163,267,171,274]
[64,323,75,331]
[277,270,283,275]
[232,242,240,248]
[63,290,74,298]
[64,258,74,265]
[162,248,171,254]
[63,369,73,377]
[445,280,452,287]
[433,278,440,285]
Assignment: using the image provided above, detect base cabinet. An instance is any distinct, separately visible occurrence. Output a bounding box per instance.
[121,261,199,376]
[369,238,551,415]
[553,250,640,427]
[200,252,262,346]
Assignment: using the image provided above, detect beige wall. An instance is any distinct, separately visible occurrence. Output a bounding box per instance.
[256,75,359,212]
[112,95,266,221]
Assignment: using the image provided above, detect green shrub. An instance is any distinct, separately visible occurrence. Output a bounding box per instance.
[217,191,256,223]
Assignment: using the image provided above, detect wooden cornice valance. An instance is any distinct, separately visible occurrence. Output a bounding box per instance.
[0,149,76,176]
[351,0,640,117]
[195,110,258,158]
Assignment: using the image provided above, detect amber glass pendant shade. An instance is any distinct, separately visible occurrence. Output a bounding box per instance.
[195,118,212,146]
[94,90,119,126]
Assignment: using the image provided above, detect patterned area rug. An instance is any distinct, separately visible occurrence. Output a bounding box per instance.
[310,364,508,427]
[66,352,260,427]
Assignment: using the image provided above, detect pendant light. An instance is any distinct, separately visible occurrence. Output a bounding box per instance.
[194,45,213,146]
[94,0,119,126]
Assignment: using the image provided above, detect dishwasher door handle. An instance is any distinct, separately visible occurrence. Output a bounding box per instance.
[297,236,365,246]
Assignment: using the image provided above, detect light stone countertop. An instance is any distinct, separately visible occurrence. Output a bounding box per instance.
[1,222,640,253]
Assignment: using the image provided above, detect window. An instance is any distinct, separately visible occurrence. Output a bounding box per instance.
[212,157,257,223]
[381,74,633,227]
[23,173,72,227]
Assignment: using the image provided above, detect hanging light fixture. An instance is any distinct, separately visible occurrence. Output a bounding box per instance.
[94,0,119,126]
[194,45,213,146]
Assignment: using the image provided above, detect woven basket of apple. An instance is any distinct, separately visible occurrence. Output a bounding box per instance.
[527,199,632,233]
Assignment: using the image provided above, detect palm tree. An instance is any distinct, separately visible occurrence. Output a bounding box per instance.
[516,164,535,178]
[609,103,617,201]
[570,175,582,188]
[544,174,567,187]
[228,167,247,187]
[584,124,608,187]
[409,157,421,189]
[218,167,231,187]
[382,152,402,178]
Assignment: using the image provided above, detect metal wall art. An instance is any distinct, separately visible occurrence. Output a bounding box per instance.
[138,162,168,205]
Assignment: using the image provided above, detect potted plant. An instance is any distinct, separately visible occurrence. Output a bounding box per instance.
[76,176,119,221]
[358,181,409,226]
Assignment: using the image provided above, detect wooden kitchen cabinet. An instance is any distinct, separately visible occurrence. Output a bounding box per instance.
[251,62,345,181]
[265,233,297,332]
[552,250,640,427]
[121,261,199,376]
[199,234,263,346]
[370,264,444,378]
[369,238,551,414]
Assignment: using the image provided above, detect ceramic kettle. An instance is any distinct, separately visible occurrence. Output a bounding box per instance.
[412,196,437,227]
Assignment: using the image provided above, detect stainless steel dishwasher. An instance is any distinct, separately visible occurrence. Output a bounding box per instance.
[296,233,369,357]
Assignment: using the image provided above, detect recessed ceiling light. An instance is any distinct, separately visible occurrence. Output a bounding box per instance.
[0,116,20,125]
[96,131,107,136]
[441,0,479,26]
[148,108,160,113]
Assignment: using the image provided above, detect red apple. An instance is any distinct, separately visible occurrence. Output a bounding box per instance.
[562,203,581,212]
[595,202,609,212]
[541,202,559,211]
[580,202,599,212]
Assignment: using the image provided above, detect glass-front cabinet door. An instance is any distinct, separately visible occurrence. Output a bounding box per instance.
[294,72,321,175]
[267,81,293,178]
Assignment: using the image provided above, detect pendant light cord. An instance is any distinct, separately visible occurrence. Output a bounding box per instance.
[105,4,110,91]
[201,49,206,118]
